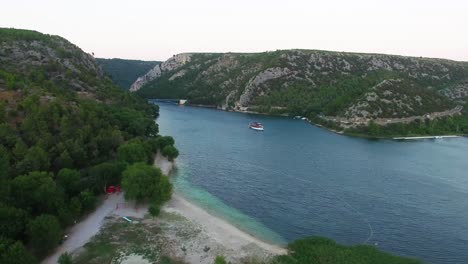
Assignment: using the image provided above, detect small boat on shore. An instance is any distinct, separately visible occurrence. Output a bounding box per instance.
[249,122,264,131]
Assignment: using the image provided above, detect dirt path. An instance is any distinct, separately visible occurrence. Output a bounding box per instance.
[42,153,173,264]
[41,193,124,264]
[321,105,464,128]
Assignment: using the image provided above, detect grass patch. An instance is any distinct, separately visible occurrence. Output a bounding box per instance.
[73,216,183,264]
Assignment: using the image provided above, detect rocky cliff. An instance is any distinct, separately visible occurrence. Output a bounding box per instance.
[134,50,468,130]
[130,53,192,92]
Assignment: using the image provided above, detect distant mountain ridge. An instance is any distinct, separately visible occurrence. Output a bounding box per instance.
[132,50,468,136]
[97,58,160,89]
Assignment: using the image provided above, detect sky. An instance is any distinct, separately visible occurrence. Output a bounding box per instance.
[2,0,467,61]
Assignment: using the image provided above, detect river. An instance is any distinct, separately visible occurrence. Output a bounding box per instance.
[155,102,468,264]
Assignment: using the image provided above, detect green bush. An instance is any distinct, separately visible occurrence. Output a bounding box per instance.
[272,237,421,264]
[122,163,172,204]
[214,255,228,264]
[161,145,179,161]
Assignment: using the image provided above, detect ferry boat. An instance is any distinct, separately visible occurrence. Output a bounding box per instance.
[249,122,264,131]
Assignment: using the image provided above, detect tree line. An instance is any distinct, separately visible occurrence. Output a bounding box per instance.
[0,91,179,262]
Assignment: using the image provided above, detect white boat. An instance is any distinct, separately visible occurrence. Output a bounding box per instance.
[249,122,264,131]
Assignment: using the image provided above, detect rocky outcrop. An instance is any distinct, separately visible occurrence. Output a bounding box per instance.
[133,50,468,123]
[237,67,291,107]
[0,34,105,94]
[130,53,191,92]
[439,80,468,102]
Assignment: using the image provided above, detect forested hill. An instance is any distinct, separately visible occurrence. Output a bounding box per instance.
[0,28,176,262]
[97,58,160,89]
[134,51,468,137]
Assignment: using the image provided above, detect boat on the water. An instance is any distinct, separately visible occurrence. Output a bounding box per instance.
[249,122,264,131]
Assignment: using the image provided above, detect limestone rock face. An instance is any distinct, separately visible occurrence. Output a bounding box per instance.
[131,50,468,122]
[237,67,291,107]
[130,53,191,92]
[0,35,103,93]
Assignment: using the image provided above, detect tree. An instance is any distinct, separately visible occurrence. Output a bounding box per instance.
[55,150,73,170]
[56,168,81,196]
[15,146,50,175]
[0,145,10,179]
[79,190,96,212]
[58,252,73,264]
[148,203,160,217]
[161,145,179,161]
[27,214,62,256]
[117,142,149,164]
[10,171,62,214]
[0,123,18,148]
[0,204,29,240]
[368,121,380,137]
[88,162,122,193]
[68,197,82,220]
[147,137,160,153]
[157,176,173,203]
[156,136,175,149]
[12,139,27,161]
[122,163,166,203]
[0,238,37,264]
[0,102,5,123]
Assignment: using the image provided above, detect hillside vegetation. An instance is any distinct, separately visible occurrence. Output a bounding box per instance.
[269,237,421,264]
[134,51,468,137]
[97,58,160,89]
[0,28,176,262]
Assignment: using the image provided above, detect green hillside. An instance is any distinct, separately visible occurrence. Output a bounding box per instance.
[135,51,468,137]
[0,28,174,262]
[97,58,160,89]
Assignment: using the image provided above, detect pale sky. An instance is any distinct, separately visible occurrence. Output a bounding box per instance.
[2,0,467,61]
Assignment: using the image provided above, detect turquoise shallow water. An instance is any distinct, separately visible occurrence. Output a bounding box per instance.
[171,163,286,244]
[155,102,468,264]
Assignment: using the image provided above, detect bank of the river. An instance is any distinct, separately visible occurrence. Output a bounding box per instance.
[156,102,468,264]
[154,152,287,263]
[204,103,468,139]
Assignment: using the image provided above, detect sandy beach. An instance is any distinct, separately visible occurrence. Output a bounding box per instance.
[153,152,287,263]
[161,194,287,263]
[154,151,174,175]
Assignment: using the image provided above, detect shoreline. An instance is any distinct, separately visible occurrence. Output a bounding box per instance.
[153,153,287,263]
[164,194,287,255]
[162,101,468,140]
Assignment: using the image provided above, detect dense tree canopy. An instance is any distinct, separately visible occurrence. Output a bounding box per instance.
[0,238,37,264]
[27,214,62,256]
[118,141,151,164]
[0,28,178,262]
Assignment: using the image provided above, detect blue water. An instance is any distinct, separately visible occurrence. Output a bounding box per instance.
[155,102,468,264]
